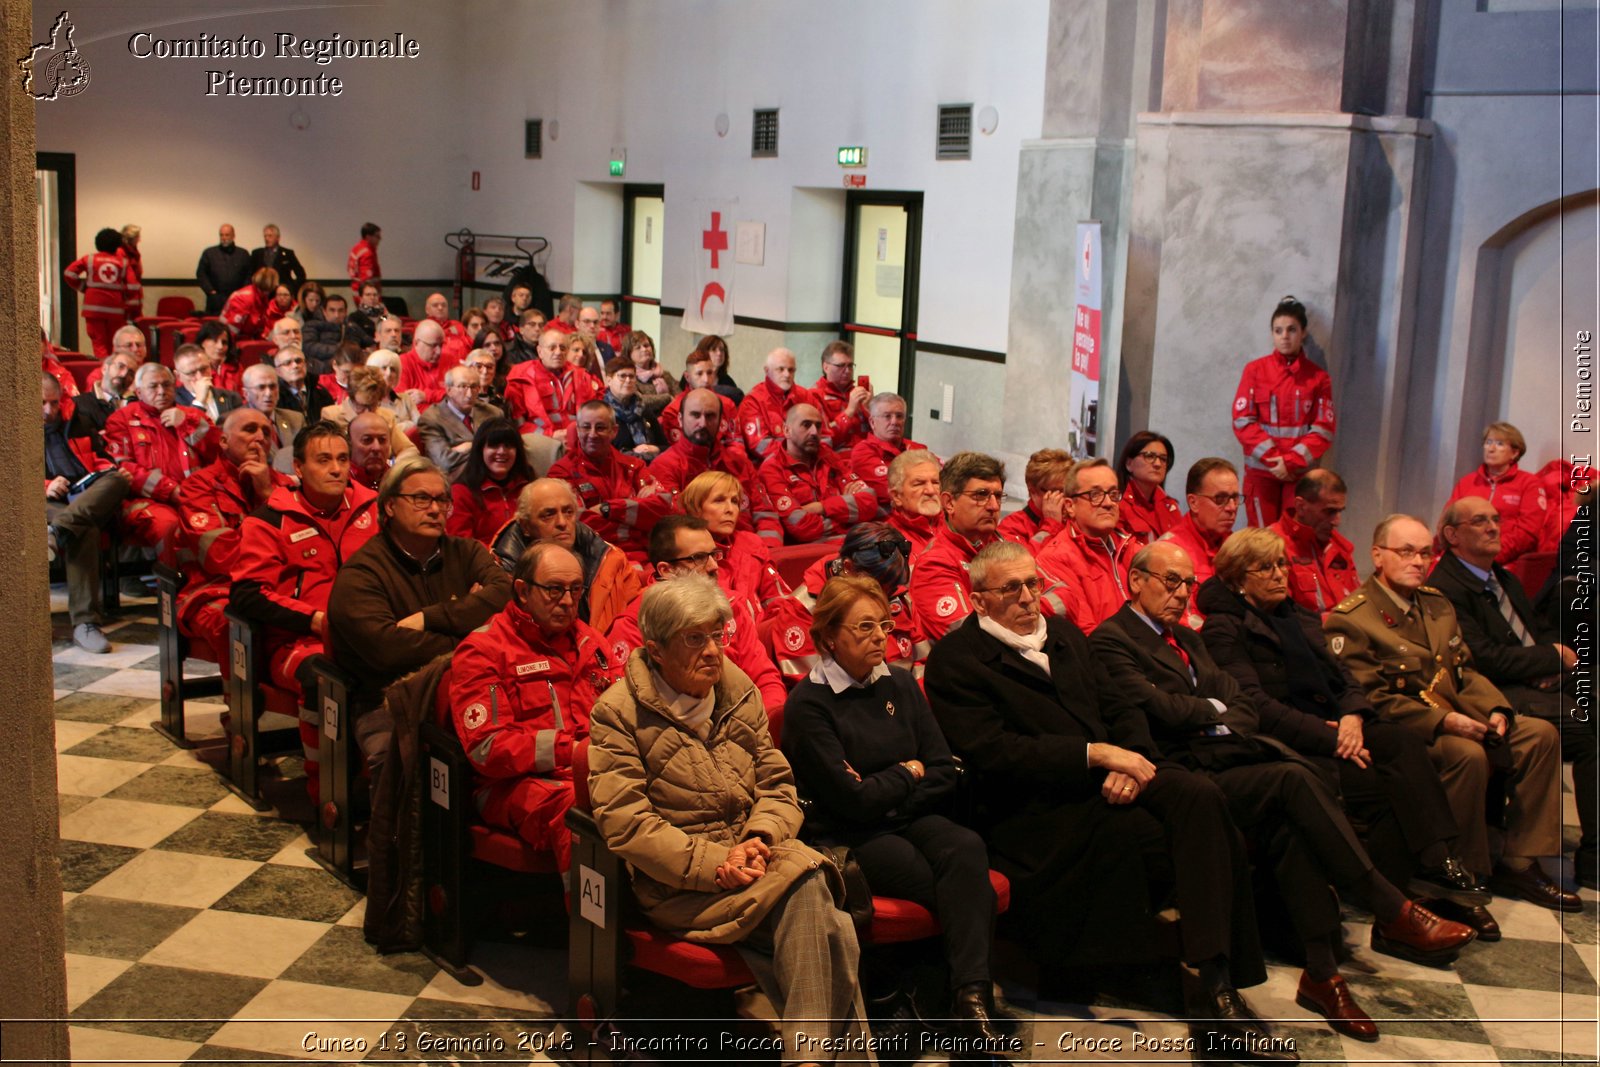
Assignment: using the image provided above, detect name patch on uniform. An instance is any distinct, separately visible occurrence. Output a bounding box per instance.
[516,660,551,675]
[289,527,318,543]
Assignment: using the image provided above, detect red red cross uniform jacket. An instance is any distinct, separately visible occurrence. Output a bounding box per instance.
[1117,483,1184,545]
[849,435,931,517]
[450,606,619,869]
[504,361,603,434]
[64,252,142,356]
[888,509,936,557]
[432,318,473,372]
[398,350,447,408]
[997,504,1066,556]
[447,474,529,546]
[1157,513,1219,629]
[546,447,670,558]
[649,437,759,499]
[909,523,997,644]
[229,484,380,639]
[1231,351,1336,524]
[1034,523,1139,634]
[717,530,791,612]
[1446,463,1549,564]
[175,458,293,653]
[346,238,380,294]
[737,380,825,462]
[657,390,743,453]
[763,557,927,689]
[42,434,110,495]
[752,446,876,546]
[810,376,870,450]
[104,402,220,505]
[1268,509,1359,616]
[220,285,274,340]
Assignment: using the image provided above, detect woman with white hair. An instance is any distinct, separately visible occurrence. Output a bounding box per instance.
[362,349,421,432]
[587,575,874,1062]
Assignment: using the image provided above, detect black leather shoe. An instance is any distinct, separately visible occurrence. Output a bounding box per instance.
[1410,856,1492,906]
[1492,863,1583,912]
[1426,898,1502,942]
[948,981,1006,1045]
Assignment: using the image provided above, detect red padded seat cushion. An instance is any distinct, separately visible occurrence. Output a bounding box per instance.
[470,824,560,873]
[626,926,755,988]
[866,870,1011,945]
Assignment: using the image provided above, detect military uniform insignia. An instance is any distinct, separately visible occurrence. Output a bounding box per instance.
[1330,635,1345,655]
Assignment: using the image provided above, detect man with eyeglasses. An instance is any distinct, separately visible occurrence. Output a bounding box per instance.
[1269,469,1357,616]
[1324,514,1575,911]
[928,540,1281,1052]
[763,522,926,687]
[605,515,786,716]
[752,404,875,546]
[449,541,621,871]
[174,344,242,424]
[239,363,303,469]
[547,400,668,559]
[1036,458,1140,633]
[230,421,380,801]
[417,366,504,479]
[849,392,930,518]
[574,305,617,364]
[809,340,872,450]
[504,327,603,437]
[274,345,335,422]
[492,479,639,636]
[330,454,511,709]
[1161,457,1244,622]
[737,347,824,462]
[399,319,448,409]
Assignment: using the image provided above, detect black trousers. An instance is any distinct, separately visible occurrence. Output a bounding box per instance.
[851,814,994,989]
[1504,683,1597,858]
[1208,759,1375,945]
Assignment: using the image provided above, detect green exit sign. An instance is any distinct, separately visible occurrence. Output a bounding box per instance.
[837,146,867,167]
[609,159,625,177]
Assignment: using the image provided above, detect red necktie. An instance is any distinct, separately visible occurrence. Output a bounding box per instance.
[1162,628,1192,672]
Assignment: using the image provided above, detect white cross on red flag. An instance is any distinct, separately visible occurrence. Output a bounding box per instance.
[683,199,737,336]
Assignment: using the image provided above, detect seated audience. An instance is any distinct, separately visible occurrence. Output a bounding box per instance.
[885,449,942,554]
[1093,541,1476,1042]
[356,353,422,432]
[317,343,358,407]
[1160,456,1242,625]
[1269,469,1358,615]
[230,422,380,799]
[221,267,279,340]
[1036,458,1138,633]
[465,341,507,410]
[649,388,759,497]
[449,542,620,871]
[659,349,741,451]
[104,362,220,562]
[784,575,1005,1040]
[483,295,512,342]
[418,366,503,478]
[347,279,387,337]
[752,404,875,545]
[73,351,135,437]
[677,470,788,610]
[306,294,372,372]
[623,330,674,400]
[491,479,639,635]
[505,309,545,367]
[1430,497,1596,890]
[447,417,534,545]
[1445,421,1549,563]
[586,574,873,1056]
[371,315,406,357]
[329,455,511,708]
[763,523,923,687]
[738,347,822,462]
[43,373,130,653]
[605,515,786,718]
[997,448,1071,553]
[174,344,242,424]
[909,451,1004,643]
[196,321,243,392]
[239,363,303,467]
[1116,431,1182,544]
[322,366,419,460]
[546,400,669,557]
[291,281,324,325]
[399,319,448,408]
[348,410,395,492]
[1324,514,1576,911]
[808,340,871,450]
[850,393,929,518]
[596,298,630,354]
[697,333,744,404]
[274,347,334,421]
[567,326,608,376]
[505,327,603,436]
[266,314,302,363]
[601,357,665,461]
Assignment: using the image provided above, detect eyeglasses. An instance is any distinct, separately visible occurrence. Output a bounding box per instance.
[529,581,586,602]
[1448,515,1501,529]
[827,361,855,372]
[1483,438,1511,448]
[1134,568,1199,593]
[1198,492,1245,508]
[1135,451,1170,465]
[665,548,726,567]
[396,492,453,513]
[1245,559,1289,578]
[679,626,730,649]
[850,536,912,568]
[846,619,897,637]
[977,576,1042,598]
[959,489,1008,506]
[1070,487,1123,506]
[1378,545,1435,563]
[276,357,306,367]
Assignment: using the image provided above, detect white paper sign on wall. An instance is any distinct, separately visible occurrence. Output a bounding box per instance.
[736,221,765,266]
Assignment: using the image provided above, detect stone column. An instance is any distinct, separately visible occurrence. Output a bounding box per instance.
[0,0,71,1059]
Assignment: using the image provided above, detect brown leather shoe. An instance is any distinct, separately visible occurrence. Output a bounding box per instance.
[1425,898,1502,942]
[1371,900,1476,966]
[1491,863,1583,912]
[1296,971,1378,1042]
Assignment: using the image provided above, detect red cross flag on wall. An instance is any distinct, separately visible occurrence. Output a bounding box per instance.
[684,199,737,335]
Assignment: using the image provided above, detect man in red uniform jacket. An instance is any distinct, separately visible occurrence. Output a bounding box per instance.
[1269,469,1358,616]
[849,393,930,517]
[998,448,1072,554]
[422,292,472,372]
[737,347,823,462]
[1035,459,1139,633]
[606,516,786,718]
[104,364,221,561]
[64,228,142,357]
[809,340,872,450]
[505,328,601,435]
[1231,322,1336,526]
[221,268,280,341]
[547,400,670,558]
[658,349,742,452]
[909,451,1006,643]
[886,449,943,555]
[175,409,292,664]
[752,404,876,545]
[450,541,620,871]
[1159,457,1242,628]
[596,299,630,353]
[346,223,381,294]
[399,319,448,409]
[650,389,759,498]
[229,422,379,797]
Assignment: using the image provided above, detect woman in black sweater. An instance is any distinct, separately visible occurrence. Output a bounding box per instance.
[782,576,1004,1041]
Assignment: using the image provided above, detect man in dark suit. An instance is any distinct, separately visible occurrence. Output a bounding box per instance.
[1433,496,1596,889]
[926,541,1285,1057]
[1093,540,1475,1042]
[272,347,335,423]
[196,223,252,315]
[250,224,306,294]
[174,346,242,423]
[416,366,503,478]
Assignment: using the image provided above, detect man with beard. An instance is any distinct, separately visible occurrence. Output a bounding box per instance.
[649,388,758,498]
[886,450,942,555]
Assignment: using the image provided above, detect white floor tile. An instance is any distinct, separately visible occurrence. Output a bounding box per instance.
[68,1024,200,1065]
[208,980,413,1058]
[55,754,151,798]
[53,645,162,669]
[143,910,331,980]
[54,720,109,752]
[83,848,261,909]
[58,797,202,849]
[267,832,320,869]
[1463,985,1599,1054]
[77,670,161,700]
[65,953,133,1012]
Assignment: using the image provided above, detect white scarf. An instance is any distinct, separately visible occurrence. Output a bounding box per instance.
[977,613,1052,675]
[650,669,716,741]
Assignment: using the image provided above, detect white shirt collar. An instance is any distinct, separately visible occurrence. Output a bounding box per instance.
[809,655,890,694]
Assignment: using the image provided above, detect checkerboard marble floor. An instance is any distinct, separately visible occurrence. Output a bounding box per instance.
[48,589,1600,1064]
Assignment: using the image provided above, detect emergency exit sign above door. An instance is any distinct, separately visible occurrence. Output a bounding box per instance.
[837,146,867,167]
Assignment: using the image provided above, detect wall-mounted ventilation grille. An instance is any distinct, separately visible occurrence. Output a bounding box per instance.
[936,104,972,160]
[752,108,779,157]
[525,119,542,159]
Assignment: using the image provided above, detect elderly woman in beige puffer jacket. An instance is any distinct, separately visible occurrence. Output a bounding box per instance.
[587,574,875,1065]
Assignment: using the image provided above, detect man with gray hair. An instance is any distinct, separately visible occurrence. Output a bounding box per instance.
[417,365,503,477]
[104,361,220,562]
[1036,457,1140,633]
[273,345,333,420]
[886,449,942,553]
[737,347,824,461]
[399,318,448,408]
[492,479,640,636]
[448,541,621,870]
[111,323,149,366]
[174,344,242,423]
[851,391,930,517]
[239,362,304,462]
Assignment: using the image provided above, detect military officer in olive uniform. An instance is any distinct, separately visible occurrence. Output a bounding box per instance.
[1324,514,1576,914]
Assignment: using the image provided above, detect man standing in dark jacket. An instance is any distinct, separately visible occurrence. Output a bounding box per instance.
[196,223,253,315]
[251,224,306,294]
[1432,495,1597,889]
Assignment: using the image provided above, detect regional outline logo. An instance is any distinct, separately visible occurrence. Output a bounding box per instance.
[20,11,91,101]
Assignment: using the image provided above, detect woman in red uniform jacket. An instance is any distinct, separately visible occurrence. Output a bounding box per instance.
[1115,430,1182,544]
[448,417,534,545]
[1445,421,1549,564]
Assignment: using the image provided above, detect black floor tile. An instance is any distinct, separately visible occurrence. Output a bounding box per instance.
[70,963,267,1043]
[58,838,142,892]
[153,811,307,862]
[211,865,362,924]
[65,894,200,960]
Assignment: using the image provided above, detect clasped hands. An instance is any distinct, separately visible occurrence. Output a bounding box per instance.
[714,837,771,890]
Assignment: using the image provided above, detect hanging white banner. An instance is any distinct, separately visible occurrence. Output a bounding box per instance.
[683,199,737,335]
